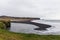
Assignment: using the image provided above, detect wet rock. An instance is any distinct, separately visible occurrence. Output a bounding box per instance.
[34,24,52,31]
[34,28,47,30]
[11,21,52,31]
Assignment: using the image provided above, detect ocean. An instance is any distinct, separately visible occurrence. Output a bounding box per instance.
[9,20,60,35]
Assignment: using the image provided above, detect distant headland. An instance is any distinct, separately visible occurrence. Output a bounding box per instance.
[0,15,40,22]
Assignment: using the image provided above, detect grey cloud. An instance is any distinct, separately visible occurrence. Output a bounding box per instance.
[0,0,60,19]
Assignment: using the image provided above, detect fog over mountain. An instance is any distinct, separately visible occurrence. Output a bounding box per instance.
[0,0,60,20]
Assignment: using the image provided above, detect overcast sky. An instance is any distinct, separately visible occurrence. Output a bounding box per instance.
[0,0,60,20]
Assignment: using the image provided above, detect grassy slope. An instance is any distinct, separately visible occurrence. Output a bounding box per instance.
[0,29,60,40]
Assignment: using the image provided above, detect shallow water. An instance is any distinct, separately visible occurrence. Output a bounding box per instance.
[9,20,60,35]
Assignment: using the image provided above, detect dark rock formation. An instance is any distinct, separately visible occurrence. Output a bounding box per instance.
[34,28,47,31]
[23,22,52,30]
[11,21,52,30]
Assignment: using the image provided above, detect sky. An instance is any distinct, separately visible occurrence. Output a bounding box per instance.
[0,0,60,20]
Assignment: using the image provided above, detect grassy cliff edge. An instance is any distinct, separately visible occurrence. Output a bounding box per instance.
[0,22,60,40]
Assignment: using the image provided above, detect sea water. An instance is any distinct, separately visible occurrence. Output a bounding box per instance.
[9,20,60,35]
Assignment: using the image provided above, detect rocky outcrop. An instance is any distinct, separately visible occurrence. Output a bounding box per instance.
[11,21,52,30]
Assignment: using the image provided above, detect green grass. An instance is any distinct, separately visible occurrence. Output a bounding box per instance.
[0,22,60,40]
